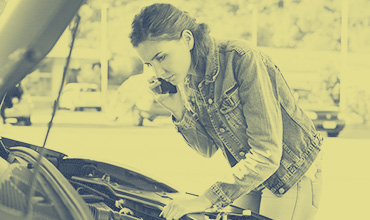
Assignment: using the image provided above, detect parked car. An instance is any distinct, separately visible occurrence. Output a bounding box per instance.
[59,83,103,111]
[293,88,345,137]
[1,83,33,126]
[301,103,345,137]
[0,1,270,220]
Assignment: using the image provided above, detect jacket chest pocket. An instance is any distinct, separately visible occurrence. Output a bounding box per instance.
[219,85,246,129]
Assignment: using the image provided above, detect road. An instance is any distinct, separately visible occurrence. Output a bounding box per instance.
[1,110,370,220]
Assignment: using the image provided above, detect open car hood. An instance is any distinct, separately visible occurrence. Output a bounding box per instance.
[0,0,84,99]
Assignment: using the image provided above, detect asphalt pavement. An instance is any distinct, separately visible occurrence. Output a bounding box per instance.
[30,107,172,128]
[30,107,370,139]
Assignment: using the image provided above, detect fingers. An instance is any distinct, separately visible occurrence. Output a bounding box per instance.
[160,203,186,220]
[146,76,180,113]
[159,202,171,218]
[172,211,186,220]
[148,77,172,102]
[147,76,158,84]
[148,77,161,93]
[159,197,212,220]
[167,211,184,220]
[154,92,170,102]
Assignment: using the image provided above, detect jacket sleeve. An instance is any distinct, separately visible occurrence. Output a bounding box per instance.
[172,110,219,158]
[202,50,283,208]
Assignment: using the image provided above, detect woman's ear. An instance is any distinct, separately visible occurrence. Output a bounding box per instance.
[181,30,194,50]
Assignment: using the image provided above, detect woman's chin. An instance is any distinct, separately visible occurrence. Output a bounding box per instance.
[171,77,180,85]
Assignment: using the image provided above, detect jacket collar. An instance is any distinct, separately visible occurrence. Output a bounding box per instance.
[203,38,220,84]
[185,38,219,89]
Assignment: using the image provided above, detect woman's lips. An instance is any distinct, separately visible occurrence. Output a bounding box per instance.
[163,75,174,82]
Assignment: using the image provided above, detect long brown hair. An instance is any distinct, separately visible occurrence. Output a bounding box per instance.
[129,3,211,75]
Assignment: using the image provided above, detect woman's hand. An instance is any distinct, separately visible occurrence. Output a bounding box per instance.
[148,77,185,120]
[159,196,213,220]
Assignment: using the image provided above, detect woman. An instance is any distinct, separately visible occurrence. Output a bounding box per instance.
[130,3,323,220]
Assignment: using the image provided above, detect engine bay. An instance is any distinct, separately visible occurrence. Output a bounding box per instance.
[0,137,271,220]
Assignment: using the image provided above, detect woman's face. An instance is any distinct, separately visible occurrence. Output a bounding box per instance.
[135,31,194,85]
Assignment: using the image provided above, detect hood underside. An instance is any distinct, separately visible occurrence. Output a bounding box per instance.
[0,0,85,99]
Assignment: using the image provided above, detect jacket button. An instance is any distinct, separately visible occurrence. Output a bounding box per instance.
[239,151,246,157]
[219,128,225,133]
[208,99,213,104]
[278,188,285,194]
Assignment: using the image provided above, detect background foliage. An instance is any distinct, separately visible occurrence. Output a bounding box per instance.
[74,0,370,124]
[77,0,370,51]
[1,0,369,124]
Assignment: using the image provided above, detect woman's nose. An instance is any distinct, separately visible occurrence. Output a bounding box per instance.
[152,62,165,77]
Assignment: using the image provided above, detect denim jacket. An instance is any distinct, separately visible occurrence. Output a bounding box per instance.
[173,38,323,208]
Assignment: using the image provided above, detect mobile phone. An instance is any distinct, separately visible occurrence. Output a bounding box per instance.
[157,78,177,94]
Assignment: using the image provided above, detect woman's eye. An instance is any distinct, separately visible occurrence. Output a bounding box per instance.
[157,55,166,62]
[145,63,152,67]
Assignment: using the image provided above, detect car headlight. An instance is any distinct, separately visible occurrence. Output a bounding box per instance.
[11,97,20,104]
[306,111,318,120]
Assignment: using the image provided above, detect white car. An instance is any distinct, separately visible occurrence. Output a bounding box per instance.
[59,83,102,111]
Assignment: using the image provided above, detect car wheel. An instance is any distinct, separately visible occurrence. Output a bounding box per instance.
[69,103,76,111]
[24,117,32,126]
[132,107,144,126]
[327,132,339,137]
